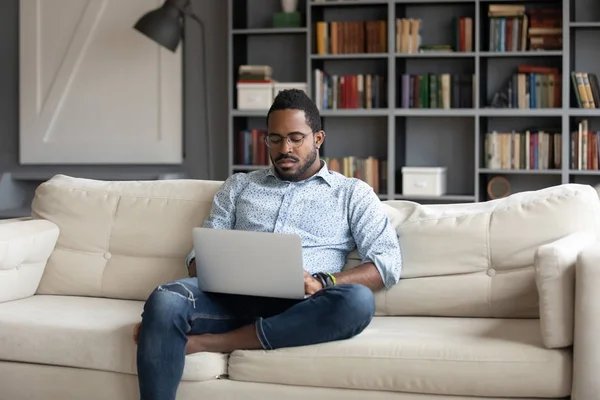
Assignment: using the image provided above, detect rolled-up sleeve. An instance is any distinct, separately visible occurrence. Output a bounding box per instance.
[348,180,402,289]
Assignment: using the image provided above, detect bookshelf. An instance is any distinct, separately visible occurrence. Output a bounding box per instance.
[227,0,600,203]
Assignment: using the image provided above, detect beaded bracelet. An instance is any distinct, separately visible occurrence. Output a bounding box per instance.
[312,272,336,288]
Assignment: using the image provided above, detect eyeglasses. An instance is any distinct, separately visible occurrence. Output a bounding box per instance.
[265,131,314,148]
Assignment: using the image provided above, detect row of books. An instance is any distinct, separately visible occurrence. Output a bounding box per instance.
[395,17,473,54]
[484,130,562,170]
[572,72,600,109]
[489,65,561,109]
[235,129,270,166]
[237,65,272,83]
[453,17,474,53]
[315,20,386,55]
[399,73,474,109]
[395,18,421,54]
[322,156,388,195]
[314,69,387,110]
[313,6,559,54]
[488,4,562,52]
[572,119,599,170]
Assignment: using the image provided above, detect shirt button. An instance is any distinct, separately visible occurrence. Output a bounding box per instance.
[104,252,112,260]
[487,268,496,277]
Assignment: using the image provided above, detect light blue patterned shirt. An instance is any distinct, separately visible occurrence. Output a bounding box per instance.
[186,161,402,289]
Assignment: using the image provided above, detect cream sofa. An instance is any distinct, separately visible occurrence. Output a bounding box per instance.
[1,174,599,400]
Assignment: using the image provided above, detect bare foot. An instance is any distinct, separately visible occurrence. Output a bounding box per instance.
[135,323,262,354]
[185,325,262,354]
[133,322,141,344]
[134,323,210,353]
[186,335,208,354]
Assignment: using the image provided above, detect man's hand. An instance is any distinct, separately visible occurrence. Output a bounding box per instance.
[304,271,323,295]
[133,322,141,344]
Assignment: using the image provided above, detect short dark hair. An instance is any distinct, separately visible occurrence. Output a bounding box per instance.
[266,89,321,132]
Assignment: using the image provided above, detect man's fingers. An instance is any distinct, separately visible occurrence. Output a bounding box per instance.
[303,271,312,283]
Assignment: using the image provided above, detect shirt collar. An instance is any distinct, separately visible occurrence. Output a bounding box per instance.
[266,159,333,186]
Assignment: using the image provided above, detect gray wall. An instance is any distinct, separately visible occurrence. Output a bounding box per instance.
[0,0,229,181]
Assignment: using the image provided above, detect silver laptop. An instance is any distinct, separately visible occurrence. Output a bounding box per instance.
[192,227,307,299]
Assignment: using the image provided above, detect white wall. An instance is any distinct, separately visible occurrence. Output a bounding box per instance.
[0,0,229,180]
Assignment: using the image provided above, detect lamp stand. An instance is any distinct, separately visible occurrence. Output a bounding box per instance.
[184,8,213,180]
[134,0,213,180]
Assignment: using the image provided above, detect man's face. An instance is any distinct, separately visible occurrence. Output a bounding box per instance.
[267,109,324,182]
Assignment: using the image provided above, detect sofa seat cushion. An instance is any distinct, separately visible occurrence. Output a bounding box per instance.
[0,295,227,382]
[228,316,571,398]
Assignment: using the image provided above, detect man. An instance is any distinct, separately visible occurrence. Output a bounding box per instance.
[134,89,402,400]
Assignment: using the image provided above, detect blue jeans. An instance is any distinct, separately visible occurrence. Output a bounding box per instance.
[136,278,375,400]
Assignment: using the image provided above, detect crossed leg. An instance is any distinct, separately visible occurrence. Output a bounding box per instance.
[136,277,375,400]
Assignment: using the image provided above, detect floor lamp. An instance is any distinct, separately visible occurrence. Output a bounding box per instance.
[133,0,213,180]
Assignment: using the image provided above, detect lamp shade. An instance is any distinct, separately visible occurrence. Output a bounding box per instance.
[133,0,190,52]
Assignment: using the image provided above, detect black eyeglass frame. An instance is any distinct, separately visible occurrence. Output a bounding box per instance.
[264,131,315,148]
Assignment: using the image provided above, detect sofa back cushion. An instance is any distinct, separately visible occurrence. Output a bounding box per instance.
[32,175,223,300]
[358,184,600,318]
[32,175,600,318]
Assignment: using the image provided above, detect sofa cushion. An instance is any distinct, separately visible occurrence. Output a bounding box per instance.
[367,184,600,318]
[0,219,59,303]
[228,316,571,398]
[0,295,227,382]
[31,174,224,300]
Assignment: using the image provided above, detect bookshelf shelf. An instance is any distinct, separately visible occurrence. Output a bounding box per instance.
[569,22,600,28]
[232,28,308,35]
[311,0,389,6]
[311,53,389,59]
[232,165,269,171]
[395,52,476,58]
[479,109,563,117]
[479,51,563,58]
[394,109,476,116]
[320,109,390,116]
[479,0,547,2]
[395,0,475,3]
[569,170,600,176]
[479,169,563,175]
[228,0,600,202]
[231,110,269,117]
[569,109,600,117]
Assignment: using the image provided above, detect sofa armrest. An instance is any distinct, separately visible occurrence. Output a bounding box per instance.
[534,231,597,349]
[0,219,59,303]
[572,243,600,400]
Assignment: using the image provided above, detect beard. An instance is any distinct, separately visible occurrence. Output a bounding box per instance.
[272,144,319,182]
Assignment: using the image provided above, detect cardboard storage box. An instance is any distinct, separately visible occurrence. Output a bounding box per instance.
[402,167,447,196]
[237,82,273,110]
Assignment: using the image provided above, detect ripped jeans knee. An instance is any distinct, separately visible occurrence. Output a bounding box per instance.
[157,281,198,308]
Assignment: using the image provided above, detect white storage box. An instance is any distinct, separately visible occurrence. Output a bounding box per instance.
[237,82,273,110]
[402,167,447,196]
[273,82,308,97]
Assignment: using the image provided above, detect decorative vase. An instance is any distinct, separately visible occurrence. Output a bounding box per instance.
[281,0,298,13]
